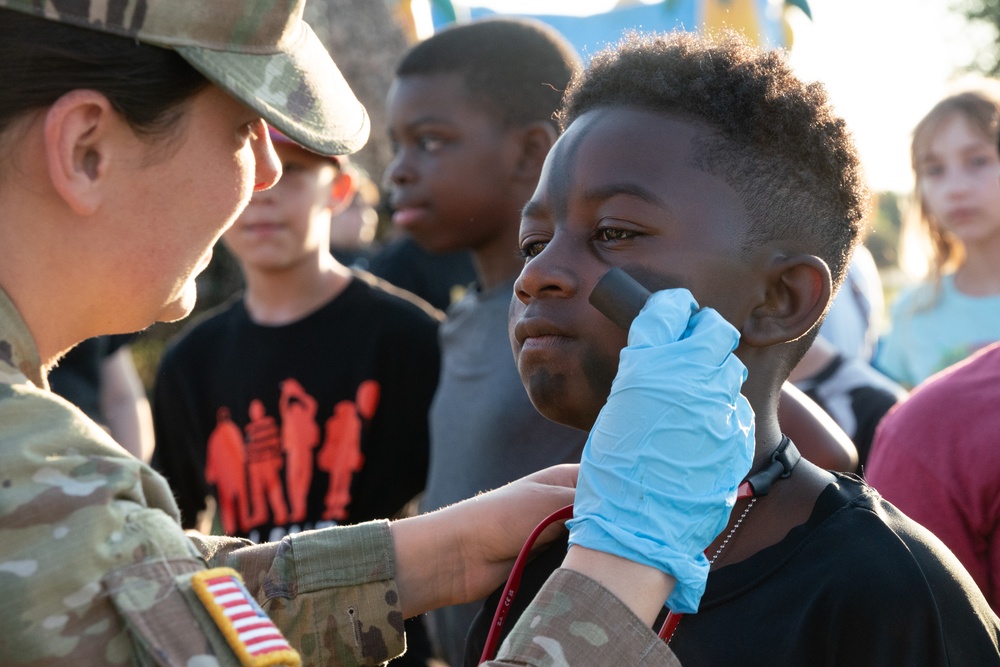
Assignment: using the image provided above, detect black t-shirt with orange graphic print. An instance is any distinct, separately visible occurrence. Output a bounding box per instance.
[151,270,441,542]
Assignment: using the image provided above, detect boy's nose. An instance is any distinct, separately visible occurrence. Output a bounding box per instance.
[251,121,281,192]
[386,150,416,188]
[513,234,584,305]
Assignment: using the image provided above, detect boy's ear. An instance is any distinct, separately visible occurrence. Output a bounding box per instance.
[512,121,558,183]
[739,254,831,348]
[43,90,116,216]
[328,168,356,215]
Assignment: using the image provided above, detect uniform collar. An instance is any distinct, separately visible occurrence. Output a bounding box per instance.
[0,286,45,389]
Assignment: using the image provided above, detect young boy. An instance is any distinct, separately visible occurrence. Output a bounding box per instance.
[152,128,441,542]
[383,17,590,663]
[469,30,1000,664]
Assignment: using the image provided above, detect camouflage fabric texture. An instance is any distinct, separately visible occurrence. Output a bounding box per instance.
[0,0,370,157]
[0,288,404,665]
[487,569,683,667]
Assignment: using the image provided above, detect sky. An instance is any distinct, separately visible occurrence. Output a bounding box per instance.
[428,0,994,194]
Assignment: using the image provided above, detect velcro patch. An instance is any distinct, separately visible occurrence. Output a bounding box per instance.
[191,568,301,667]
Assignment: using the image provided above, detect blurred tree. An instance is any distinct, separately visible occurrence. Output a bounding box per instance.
[867,191,904,270]
[956,0,1000,74]
[305,0,410,185]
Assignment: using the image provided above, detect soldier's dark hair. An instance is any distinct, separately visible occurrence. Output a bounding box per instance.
[396,17,581,130]
[557,30,869,290]
[0,9,208,140]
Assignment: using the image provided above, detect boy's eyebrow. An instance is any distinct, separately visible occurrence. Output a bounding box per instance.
[521,199,548,220]
[521,183,672,222]
[401,114,456,130]
[582,183,670,209]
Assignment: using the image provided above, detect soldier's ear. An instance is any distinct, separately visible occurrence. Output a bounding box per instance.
[44,90,117,216]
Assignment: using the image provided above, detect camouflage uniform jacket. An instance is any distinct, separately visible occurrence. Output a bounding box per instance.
[0,287,682,666]
[0,288,403,666]
[490,568,683,666]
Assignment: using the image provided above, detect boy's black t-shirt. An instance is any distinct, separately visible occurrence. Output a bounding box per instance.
[151,271,441,541]
[466,474,1000,666]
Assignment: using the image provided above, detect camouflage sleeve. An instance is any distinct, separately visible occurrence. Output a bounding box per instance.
[486,568,683,667]
[0,385,403,665]
[189,521,406,666]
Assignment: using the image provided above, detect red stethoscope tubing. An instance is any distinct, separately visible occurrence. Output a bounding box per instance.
[479,503,574,664]
[479,480,755,663]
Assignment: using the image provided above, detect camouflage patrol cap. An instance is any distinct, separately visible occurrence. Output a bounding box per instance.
[0,0,369,156]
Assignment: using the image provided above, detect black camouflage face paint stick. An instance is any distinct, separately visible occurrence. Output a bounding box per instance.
[588,267,651,331]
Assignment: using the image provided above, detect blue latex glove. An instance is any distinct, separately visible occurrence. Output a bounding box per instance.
[566,287,755,613]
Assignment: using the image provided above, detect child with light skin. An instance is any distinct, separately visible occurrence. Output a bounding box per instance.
[466,30,1000,666]
[876,76,1000,389]
[153,127,441,541]
[224,128,357,320]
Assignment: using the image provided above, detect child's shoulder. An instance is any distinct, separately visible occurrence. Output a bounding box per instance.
[161,293,245,358]
[349,269,445,323]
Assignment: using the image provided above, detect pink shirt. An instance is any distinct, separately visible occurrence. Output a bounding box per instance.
[867,342,1000,613]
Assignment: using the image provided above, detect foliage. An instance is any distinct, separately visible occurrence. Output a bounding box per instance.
[956,0,1000,74]
[866,191,904,270]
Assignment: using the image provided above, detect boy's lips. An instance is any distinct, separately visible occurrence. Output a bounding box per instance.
[391,205,430,228]
[944,206,979,224]
[242,221,284,235]
[513,317,573,349]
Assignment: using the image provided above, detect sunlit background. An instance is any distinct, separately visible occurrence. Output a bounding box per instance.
[133,0,1000,386]
[404,0,990,195]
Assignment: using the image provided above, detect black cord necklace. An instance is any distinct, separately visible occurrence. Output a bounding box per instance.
[657,436,801,642]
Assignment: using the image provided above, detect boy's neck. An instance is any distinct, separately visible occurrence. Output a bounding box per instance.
[241,253,352,326]
[740,368,786,467]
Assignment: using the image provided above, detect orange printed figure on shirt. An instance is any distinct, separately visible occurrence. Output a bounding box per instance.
[245,399,288,527]
[356,379,381,420]
[317,380,380,521]
[279,378,320,524]
[205,406,250,534]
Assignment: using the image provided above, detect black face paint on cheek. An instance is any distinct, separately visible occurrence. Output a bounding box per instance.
[616,265,690,299]
[580,336,621,428]
[526,369,568,417]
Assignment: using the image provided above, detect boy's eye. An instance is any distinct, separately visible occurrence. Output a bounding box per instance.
[519,239,548,259]
[921,163,944,178]
[596,227,636,242]
[417,135,445,152]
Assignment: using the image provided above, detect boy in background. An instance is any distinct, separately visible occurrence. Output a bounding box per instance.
[383,17,588,664]
[152,128,443,665]
[152,128,441,540]
[468,30,1000,664]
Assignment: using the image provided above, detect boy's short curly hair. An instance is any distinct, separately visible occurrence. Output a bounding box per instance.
[557,30,869,289]
[396,17,581,130]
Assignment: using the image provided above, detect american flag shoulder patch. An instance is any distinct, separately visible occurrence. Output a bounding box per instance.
[191,567,301,667]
